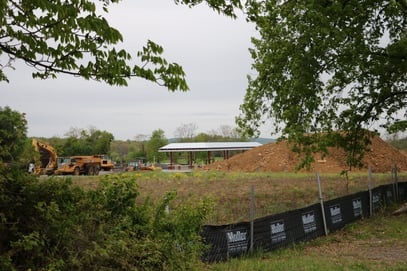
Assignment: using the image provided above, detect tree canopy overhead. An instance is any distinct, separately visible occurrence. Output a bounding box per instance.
[0,0,246,90]
[0,0,191,90]
[236,0,407,168]
[3,0,406,169]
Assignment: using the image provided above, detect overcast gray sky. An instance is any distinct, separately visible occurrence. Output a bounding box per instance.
[2,0,271,140]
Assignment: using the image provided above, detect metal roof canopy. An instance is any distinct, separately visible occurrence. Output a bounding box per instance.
[159,142,262,152]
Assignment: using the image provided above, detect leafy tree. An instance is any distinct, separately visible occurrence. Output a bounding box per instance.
[126,148,146,162]
[1,0,245,90]
[109,140,132,163]
[194,132,211,142]
[41,136,66,156]
[146,129,168,163]
[134,134,148,157]
[387,135,407,152]
[0,0,188,90]
[59,127,113,156]
[237,1,407,169]
[88,130,114,154]
[0,106,28,163]
[175,0,243,18]
[109,139,147,164]
[61,137,90,156]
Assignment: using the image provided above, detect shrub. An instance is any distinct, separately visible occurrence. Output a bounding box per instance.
[0,169,212,270]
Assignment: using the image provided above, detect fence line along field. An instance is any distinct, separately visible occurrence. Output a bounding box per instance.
[66,135,406,269]
[71,171,402,225]
[71,135,407,225]
[212,210,407,271]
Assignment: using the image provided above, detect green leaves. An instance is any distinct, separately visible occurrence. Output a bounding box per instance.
[0,107,28,163]
[175,0,243,18]
[54,127,114,156]
[134,40,189,91]
[0,171,211,270]
[146,129,168,163]
[238,0,407,169]
[1,0,189,91]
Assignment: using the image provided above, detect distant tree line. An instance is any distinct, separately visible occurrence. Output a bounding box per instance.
[40,127,114,157]
[111,124,248,165]
[3,104,403,168]
[387,135,407,153]
[25,122,247,166]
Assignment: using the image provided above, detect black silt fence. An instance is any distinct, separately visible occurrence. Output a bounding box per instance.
[323,191,370,233]
[201,222,250,262]
[399,181,407,200]
[201,181,407,262]
[252,203,324,253]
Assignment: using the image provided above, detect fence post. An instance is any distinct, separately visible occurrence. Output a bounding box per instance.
[392,164,399,201]
[368,166,373,216]
[250,185,254,253]
[316,172,328,236]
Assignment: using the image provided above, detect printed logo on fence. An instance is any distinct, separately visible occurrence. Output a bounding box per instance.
[352,198,362,217]
[373,193,381,210]
[270,220,286,244]
[226,230,248,256]
[329,204,342,224]
[302,211,317,234]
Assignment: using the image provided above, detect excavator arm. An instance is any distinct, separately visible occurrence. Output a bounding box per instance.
[32,139,58,175]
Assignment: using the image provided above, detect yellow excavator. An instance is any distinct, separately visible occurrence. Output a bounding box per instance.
[31,139,58,175]
[32,139,115,176]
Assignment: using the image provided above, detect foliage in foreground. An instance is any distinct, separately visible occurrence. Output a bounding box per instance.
[0,166,212,271]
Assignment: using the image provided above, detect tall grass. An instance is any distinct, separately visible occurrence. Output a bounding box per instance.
[72,171,406,225]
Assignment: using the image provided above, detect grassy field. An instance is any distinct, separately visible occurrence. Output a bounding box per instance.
[72,170,406,225]
[69,170,407,270]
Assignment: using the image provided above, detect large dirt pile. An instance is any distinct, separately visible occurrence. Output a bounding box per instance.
[205,136,407,173]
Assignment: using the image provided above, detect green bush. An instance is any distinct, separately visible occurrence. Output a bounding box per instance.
[0,169,212,270]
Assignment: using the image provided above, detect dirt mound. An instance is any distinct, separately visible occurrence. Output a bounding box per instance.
[205,136,407,173]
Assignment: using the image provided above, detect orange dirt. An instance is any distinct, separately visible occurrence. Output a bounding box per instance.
[205,136,407,173]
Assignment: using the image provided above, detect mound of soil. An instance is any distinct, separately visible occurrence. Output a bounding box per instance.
[205,136,407,173]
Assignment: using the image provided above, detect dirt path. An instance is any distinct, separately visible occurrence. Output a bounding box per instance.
[303,212,407,267]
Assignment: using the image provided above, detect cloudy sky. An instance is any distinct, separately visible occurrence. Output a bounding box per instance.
[2,0,271,140]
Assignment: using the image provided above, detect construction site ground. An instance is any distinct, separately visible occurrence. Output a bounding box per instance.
[204,135,407,174]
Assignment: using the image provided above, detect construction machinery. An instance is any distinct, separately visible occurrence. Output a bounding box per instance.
[125,162,160,172]
[55,156,101,176]
[93,155,115,171]
[32,139,115,175]
[32,139,58,175]
[124,158,159,171]
[125,161,140,172]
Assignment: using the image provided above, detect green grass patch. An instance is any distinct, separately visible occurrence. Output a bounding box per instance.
[68,171,407,225]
